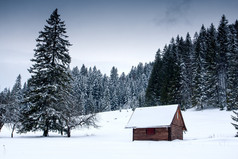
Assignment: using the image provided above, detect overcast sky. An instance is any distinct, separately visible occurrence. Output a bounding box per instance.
[1,0,238,90]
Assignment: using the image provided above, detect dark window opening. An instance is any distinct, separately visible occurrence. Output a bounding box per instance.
[146,128,155,135]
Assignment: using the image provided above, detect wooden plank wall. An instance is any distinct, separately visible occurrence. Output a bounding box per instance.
[170,108,184,140]
[171,125,183,140]
[133,128,169,141]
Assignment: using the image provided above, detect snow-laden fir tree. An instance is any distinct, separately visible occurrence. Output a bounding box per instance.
[205,24,219,108]
[109,67,119,110]
[9,75,23,137]
[0,75,23,137]
[226,24,238,110]
[19,9,72,137]
[194,25,208,109]
[145,49,163,106]
[217,15,229,110]
[71,66,88,114]
[0,88,11,132]
[161,39,180,105]
[118,72,127,109]
[179,33,193,109]
[102,85,111,111]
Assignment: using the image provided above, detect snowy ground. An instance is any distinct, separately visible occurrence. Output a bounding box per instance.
[0,108,237,159]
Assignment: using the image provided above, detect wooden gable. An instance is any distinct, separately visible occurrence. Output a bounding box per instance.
[169,106,187,140]
[171,106,187,131]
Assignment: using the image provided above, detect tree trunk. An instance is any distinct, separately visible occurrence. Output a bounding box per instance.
[61,129,63,136]
[67,127,71,137]
[11,124,16,138]
[43,127,49,137]
[0,122,3,132]
[218,69,227,110]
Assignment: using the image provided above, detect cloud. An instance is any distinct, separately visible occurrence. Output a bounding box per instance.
[154,0,192,27]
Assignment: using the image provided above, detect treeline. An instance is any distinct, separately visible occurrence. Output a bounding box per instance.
[146,15,238,110]
[71,63,152,113]
[0,62,152,114]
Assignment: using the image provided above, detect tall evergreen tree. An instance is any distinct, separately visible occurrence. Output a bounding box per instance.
[205,23,219,108]
[161,39,180,105]
[217,15,229,110]
[118,72,127,108]
[198,25,208,109]
[102,85,111,111]
[101,75,110,111]
[170,38,181,104]
[145,49,162,106]
[19,9,72,136]
[191,26,208,109]
[179,33,193,109]
[109,67,119,110]
[0,88,11,132]
[226,24,238,110]
[234,20,238,40]
[0,75,23,137]
[9,74,23,137]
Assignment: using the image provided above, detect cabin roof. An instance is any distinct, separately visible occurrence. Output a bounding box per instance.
[125,104,179,129]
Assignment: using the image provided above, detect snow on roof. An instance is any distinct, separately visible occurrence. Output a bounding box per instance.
[125,104,179,128]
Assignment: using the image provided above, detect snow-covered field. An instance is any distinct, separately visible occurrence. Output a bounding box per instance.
[0,109,237,159]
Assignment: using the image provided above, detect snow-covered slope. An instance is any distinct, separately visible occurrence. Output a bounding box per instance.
[0,109,237,159]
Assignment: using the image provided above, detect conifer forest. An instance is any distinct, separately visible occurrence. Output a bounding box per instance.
[146,15,238,111]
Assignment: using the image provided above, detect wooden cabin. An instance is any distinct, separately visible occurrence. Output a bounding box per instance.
[125,104,187,141]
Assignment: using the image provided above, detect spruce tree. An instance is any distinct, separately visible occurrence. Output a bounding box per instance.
[205,23,219,108]
[160,45,172,104]
[199,25,208,109]
[9,74,23,137]
[160,38,180,105]
[0,75,23,137]
[192,25,208,109]
[102,85,111,111]
[0,88,11,132]
[109,67,119,110]
[118,73,127,108]
[234,20,238,40]
[226,24,238,110]
[170,37,181,105]
[179,33,193,109]
[19,9,72,136]
[145,49,162,106]
[217,15,229,110]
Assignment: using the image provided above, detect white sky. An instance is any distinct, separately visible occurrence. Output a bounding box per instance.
[0,0,238,90]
